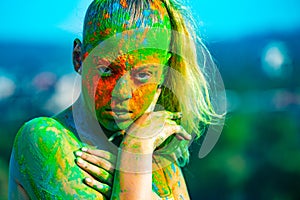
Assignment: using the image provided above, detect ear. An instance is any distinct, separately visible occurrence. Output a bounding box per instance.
[73,38,82,74]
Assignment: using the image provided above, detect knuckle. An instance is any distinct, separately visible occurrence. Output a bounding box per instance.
[166,119,177,125]
[171,125,182,133]
[81,152,88,159]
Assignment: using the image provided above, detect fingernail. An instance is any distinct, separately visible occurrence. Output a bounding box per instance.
[81,147,88,152]
[85,177,92,183]
[176,135,184,141]
[75,151,82,157]
[76,157,84,164]
[186,134,192,140]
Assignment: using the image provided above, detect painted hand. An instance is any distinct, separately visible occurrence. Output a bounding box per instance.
[74,148,117,198]
[121,111,192,154]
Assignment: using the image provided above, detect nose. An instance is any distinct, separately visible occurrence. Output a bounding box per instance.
[112,74,132,101]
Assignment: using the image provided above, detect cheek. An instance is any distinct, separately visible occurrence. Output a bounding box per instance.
[82,68,118,109]
[94,79,116,109]
[130,83,157,115]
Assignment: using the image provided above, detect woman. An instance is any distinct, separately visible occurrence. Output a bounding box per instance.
[9,0,221,199]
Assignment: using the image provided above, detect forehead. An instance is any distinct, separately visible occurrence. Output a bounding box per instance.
[91,48,169,70]
[84,28,171,67]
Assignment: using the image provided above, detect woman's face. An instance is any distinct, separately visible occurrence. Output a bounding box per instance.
[82,49,170,132]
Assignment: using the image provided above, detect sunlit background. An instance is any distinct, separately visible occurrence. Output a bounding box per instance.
[1,0,300,199]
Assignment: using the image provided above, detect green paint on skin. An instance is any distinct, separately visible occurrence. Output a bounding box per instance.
[12,117,176,198]
[11,0,183,198]
[12,117,105,199]
[82,0,172,54]
[82,48,170,133]
[152,160,172,197]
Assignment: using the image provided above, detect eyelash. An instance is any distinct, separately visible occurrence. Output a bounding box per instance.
[97,65,153,83]
[133,71,152,83]
[97,66,112,77]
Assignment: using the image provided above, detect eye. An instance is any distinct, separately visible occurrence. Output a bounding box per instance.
[134,71,152,83]
[97,66,112,77]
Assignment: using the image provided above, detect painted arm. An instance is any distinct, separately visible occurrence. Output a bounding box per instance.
[162,162,190,200]
[8,117,106,199]
[111,111,191,199]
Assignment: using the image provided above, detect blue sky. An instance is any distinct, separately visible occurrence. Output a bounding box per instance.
[0,0,300,42]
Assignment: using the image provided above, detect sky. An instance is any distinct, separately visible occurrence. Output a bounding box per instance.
[0,0,300,42]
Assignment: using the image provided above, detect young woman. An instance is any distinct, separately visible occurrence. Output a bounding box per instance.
[9,0,221,199]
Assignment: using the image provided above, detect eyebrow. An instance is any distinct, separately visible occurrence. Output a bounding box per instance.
[92,55,162,71]
[131,64,161,71]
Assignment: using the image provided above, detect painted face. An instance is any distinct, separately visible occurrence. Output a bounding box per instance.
[82,48,170,132]
[81,0,172,132]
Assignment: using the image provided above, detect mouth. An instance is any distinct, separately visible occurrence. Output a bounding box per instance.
[105,107,133,114]
[103,107,133,121]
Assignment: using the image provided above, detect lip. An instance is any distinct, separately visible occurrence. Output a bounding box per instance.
[103,108,133,121]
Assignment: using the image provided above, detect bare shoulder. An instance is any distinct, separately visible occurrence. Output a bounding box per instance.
[9,117,105,199]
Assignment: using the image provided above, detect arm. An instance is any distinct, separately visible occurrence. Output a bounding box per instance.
[111,111,191,200]
[8,151,30,200]
[112,141,153,200]
[9,117,106,199]
[163,162,190,200]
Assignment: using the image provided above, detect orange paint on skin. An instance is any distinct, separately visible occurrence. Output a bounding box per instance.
[104,28,112,36]
[82,49,168,132]
[120,0,128,8]
[104,13,110,19]
[83,52,89,60]
[129,83,157,117]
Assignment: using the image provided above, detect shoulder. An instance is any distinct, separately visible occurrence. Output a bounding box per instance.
[13,117,81,166]
[14,117,79,148]
[10,117,104,198]
[16,116,68,138]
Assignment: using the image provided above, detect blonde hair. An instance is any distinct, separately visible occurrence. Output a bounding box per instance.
[156,0,224,165]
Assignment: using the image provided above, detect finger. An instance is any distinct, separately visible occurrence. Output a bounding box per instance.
[155,124,191,146]
[75,151,115,174]
[81,148,117,163]
[85,177,111,198]
[172,125,191,141]
[152,111,182,120]
[76,157,113,185]
[166,119,177,125]
[159,111,182,120]
[170,112,183,120]
[175,134,185,141]
[165,119,188,138]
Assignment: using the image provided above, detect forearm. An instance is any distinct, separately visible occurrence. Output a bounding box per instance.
[111,143,153,200]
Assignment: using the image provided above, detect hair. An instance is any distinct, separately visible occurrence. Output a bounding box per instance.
[83,0,224,166]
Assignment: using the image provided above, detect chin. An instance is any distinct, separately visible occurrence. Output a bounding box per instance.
[101,119,134,132]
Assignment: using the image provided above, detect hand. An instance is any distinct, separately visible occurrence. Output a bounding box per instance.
[74,147,117,198]
[121,111,191,154]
